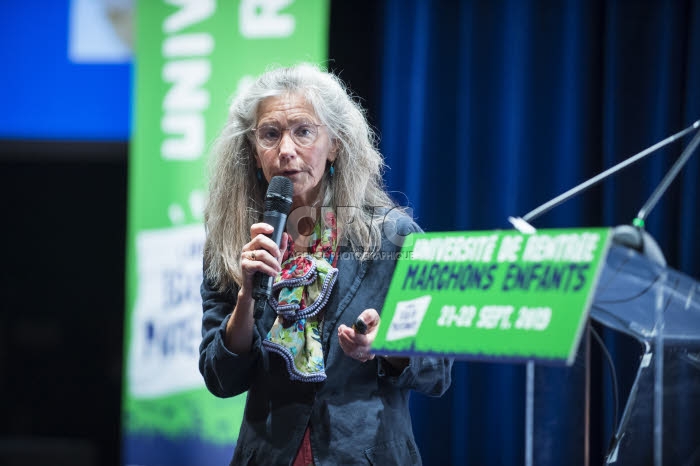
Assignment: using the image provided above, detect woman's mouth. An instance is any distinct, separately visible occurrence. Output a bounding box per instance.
[281,170,301,176]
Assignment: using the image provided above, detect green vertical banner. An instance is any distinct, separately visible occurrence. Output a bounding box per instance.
[123,1,328,464]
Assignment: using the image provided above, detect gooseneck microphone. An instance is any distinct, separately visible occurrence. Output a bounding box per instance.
[508,119,700,265]
[613,124,700,265]
[253,176,294,319]
[634,125,700,227]
[508,119,700,233]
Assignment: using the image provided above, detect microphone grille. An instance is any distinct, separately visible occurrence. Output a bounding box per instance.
[265,176,294,213]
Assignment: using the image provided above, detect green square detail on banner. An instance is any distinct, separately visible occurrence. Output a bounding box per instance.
[372,228,612,365]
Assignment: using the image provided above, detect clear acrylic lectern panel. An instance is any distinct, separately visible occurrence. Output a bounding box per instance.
[526,244,700,466]
[591,244,700,466]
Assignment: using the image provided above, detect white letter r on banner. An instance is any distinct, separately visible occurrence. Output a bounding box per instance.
[240,0,296,38]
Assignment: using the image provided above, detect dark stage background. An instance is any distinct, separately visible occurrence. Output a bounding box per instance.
[1,1,699,465]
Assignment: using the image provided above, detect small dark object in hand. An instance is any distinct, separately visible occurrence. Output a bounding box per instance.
[353,318,368,335]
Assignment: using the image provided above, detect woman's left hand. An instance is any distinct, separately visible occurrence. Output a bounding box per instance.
[337,308,380,363]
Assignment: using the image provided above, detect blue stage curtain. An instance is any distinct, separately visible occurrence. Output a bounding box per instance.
[378,1,700,464]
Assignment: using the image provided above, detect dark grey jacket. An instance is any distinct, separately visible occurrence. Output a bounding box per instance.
[199,213,453,465]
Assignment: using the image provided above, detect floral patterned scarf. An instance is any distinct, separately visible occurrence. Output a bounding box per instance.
[262,211,338,382]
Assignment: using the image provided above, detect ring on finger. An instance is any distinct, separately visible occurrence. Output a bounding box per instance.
[250,250,256,261]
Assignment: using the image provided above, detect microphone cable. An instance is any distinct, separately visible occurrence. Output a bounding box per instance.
[590,324,620,454]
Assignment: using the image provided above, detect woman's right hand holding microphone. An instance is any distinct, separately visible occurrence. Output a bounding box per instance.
[225,223,288,353]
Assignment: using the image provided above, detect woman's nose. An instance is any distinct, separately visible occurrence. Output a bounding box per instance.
[278,131,297,157]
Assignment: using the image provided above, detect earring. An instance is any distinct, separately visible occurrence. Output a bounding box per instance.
[329,163,335,177]
[256,168,262,181]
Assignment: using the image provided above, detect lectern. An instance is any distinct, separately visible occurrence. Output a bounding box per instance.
[590,243,700,465]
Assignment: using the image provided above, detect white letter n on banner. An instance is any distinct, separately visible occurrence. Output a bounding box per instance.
[163,0,216,34]
[161,60,211,160]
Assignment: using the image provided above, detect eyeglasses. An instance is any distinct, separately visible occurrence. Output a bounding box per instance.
[251,122,324,150]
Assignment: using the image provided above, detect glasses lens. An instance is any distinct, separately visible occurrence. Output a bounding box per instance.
[255,123,320,149]
[291,122,318,147]
[256,125,281,149]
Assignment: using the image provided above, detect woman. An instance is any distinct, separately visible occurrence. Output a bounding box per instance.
[199,63,452,465]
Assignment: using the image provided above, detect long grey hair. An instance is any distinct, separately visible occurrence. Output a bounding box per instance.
[204,63,397,290]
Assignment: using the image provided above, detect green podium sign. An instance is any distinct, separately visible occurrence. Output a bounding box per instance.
[372,228,611,365]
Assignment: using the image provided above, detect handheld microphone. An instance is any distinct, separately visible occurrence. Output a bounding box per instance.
[252,176,294,319]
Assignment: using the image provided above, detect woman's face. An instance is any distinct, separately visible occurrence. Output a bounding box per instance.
[253,93,336,210]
